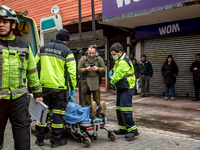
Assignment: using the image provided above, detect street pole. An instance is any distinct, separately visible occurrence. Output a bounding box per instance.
[78,0,85,106]
[91,0,96,47]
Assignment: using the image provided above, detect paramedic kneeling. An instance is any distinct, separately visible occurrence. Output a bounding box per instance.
[109,42,139,141]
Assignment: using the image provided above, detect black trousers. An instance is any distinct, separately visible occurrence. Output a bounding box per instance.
[0,94,32,150]
[35,88,67,143]
[194,79,200,100]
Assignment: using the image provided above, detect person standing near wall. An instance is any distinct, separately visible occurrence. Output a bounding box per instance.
[109,42,139,141]
[137,55,153,97]
[78,45,105,106]
[161,55,179,101]
[190,53,200,101]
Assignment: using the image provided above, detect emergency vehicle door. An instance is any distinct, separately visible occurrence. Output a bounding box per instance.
[14,15,40,56]
[40,13,63,46]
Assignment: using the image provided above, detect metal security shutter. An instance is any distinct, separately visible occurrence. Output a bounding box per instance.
[142,34,200,97]
[68,37,107,50]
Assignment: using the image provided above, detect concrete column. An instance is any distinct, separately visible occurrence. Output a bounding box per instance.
[135,40,142,62]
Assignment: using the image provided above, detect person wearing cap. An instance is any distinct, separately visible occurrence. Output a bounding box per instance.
[161,55,179,101]
[109,42,139,141]
[34,29,76,148]
[78,45,105,106]
[137,54,153,97]
[0,5,43,150]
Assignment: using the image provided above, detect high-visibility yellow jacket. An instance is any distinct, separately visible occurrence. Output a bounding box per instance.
[35,40,76,90]
[0,35,42,100]
[110,52,135,91]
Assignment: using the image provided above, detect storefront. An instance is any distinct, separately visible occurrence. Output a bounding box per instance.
[100,0,200,94]
[135,18,200,96]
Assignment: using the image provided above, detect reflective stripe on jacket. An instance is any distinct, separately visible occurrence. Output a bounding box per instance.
[110,52,135,90]
[35,40,77,90]
[0,36,42,100]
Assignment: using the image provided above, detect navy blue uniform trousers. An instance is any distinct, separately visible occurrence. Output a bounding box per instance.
[0,94,32,150]
[35,88,67,143]
[116,88,138,134]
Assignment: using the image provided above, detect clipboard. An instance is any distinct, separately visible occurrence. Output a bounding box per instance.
[28,94,48,125]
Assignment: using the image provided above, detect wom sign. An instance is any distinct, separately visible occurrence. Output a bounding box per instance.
[102,0,187,18]
[116,0,140,8]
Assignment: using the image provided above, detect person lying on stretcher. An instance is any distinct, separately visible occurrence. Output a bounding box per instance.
[48,94,107,125]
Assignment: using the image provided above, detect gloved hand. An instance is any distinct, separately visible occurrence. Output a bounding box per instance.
[69,90,75,96]
[108,70,113,79]
[68,96,73,102]
[110,84,114,89]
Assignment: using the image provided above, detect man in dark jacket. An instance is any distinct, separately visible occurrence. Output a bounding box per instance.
[190,53,200,101]
[137,55,153,97]
[161,55,179,101]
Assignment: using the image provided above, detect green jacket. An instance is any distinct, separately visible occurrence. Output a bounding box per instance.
[78,53,105,79]
[137,60,153,78]
[0,36,42,100]
[35,40,76,90]
[110,53,135,91]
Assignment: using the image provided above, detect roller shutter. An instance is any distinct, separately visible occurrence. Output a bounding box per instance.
[142,34,200,97]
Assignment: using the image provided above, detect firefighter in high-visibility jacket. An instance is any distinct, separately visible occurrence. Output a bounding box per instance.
[34,29,77,148]
[0,5,43,150]
[109,42,139,141]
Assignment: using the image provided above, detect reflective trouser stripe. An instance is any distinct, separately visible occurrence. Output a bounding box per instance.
[116,106,133,111]
[51,123,63,128]
[47,110,51,113]
[127,125,137,132]
[52,109,66,115]
[36,122,48,127]
[119,125,126,130]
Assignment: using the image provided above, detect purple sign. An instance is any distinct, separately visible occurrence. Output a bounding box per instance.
[135,18,200,39]
[102,0,188,18]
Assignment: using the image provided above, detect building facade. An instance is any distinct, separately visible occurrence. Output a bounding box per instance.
[101,0,200,96]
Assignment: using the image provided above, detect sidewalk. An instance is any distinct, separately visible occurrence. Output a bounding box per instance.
[74,89,200,138]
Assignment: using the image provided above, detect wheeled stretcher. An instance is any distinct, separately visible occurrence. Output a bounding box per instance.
[47,103,116,147]
[62,112,116,147]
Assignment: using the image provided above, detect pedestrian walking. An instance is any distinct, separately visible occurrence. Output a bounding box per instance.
[137,55,153,97]
[34,29,77,148]
[78,45,105,106]
[190,53,200,101]
[0,5,43,150]
[109,42,139,141]
[161,55,179,101]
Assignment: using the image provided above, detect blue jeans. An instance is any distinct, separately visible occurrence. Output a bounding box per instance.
[165,84,175,97]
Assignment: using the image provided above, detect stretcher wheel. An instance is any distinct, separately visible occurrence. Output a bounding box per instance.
[83,137,91,147]
[108,132,116,141]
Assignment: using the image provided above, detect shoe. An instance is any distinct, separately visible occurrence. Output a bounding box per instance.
[145,95,149,97]
[51,138,67,148]
[171,97,175,101]
[125,133,135,141]
[141,95,145,97]
[164,97,168,100]
[35,139,44,146]
[192,98,200,101]
[113,129,127,135]
[98,101,106,118]
[90,101,97,119]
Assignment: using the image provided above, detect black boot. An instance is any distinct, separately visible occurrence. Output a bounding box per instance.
[125,133,135,141]
[51,138,67,148]
[35,139,44,146]
[113,129,127,135]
